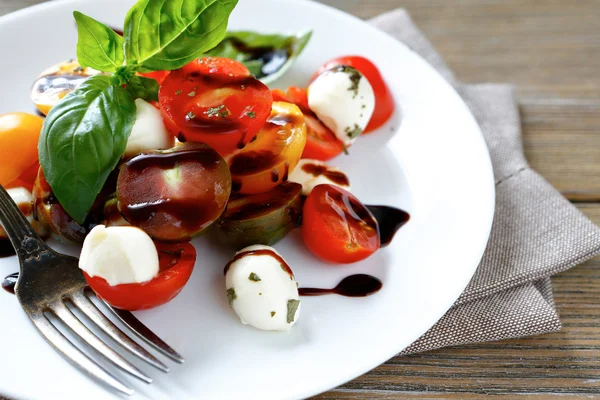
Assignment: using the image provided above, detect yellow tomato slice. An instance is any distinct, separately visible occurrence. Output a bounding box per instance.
[227,102,307,195]
[0,112,44,186]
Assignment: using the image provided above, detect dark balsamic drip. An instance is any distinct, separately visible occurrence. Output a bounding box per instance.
[231,180,242,193]
[2,272,18,294]
[226,39,290,79]
[224,249,293,277]
[124,199,213,233]
[366,205,410,247]
[224,182,301,220]
[229,150,278,175]
[157,248,184,269]
[301,163,349,186]
[0,240,16,258]
[282,163,290,182]
[299,274,382,297]
[271,169,280,183]
[126,148,220,171]
[177,133,187,143]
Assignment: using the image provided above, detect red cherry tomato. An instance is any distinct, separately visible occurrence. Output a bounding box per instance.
[302,184,380,264]
[159,57,273,156]
[139,70,170,85]
[84,242,196,311]
[272,88,344,161]
[312,56,394,132]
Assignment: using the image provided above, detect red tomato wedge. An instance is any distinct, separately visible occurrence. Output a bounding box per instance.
[302,184,380,264]
[312,56,394,132]
[272,87,344,161]
[159,57,272,156]
[139,70,170,85]
[84,242,196,311]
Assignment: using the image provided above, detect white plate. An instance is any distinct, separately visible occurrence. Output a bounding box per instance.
[0,0,495,399]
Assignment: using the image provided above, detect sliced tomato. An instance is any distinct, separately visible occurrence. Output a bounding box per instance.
[0,112,43,187]
[302,184,380,264]
[312,56,394,132]
[271,88,344,161]
[227,101,307,195]
[84,242,196,311]
[159,57,273,156]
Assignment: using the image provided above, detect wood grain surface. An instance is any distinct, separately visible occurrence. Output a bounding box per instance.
[1,0,600,398]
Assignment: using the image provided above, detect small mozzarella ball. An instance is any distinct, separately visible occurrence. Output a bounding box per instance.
[308,66,375,146]
[79,225,159,286]
[124,99,174,157]
[288,159,351,196]
[225,245,300,331]
[0,187,36,239]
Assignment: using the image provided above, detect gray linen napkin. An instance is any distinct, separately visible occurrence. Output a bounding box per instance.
[368,9,600,354]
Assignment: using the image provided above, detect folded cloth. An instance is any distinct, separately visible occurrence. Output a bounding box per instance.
[369,9,600,354]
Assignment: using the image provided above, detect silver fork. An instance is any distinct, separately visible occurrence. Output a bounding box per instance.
[0,185,184,395]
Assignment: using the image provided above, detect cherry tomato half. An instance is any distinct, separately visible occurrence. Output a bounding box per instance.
[159,57,273,156]
[302,184,380,264]
[272,88,344,161]
[84,242,196,311]
[312,56,394,132]
[0,112,43,186]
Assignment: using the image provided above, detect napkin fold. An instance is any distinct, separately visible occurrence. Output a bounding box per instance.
[369,10,600,354]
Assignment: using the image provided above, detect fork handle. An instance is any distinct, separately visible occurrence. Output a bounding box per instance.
[0,185,51,263]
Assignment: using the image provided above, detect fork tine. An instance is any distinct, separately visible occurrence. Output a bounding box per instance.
[52,302,153,384]
[29,311,134,396]
[72,291,169,372]
[103,302,185,363]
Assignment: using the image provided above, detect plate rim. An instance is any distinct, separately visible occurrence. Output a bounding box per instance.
[0,0,496,398]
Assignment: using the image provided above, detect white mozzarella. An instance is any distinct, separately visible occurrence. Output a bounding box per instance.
[124,99,174,157]
[288,159,351,195]
[0,187,35,239]
[79,225,159,286]
[307,66,375,146]
[225,244,300,331]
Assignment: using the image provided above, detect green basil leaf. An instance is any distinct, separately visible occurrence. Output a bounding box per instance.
[124,0,238,71]
[39,75,136,224]
[125,75,159,102]
[74,11,125,72]
[206,29,312,84]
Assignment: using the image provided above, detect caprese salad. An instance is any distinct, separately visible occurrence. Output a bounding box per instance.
[0,0,407,332]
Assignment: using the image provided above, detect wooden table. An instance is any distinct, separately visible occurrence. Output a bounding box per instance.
[2,0,600,398]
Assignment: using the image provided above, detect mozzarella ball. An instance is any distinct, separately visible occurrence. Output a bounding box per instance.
[225,245,300,331]
[124,99,174,157]
[288,159,350,196]
[308,66,375,146]
[79,225,159,286]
